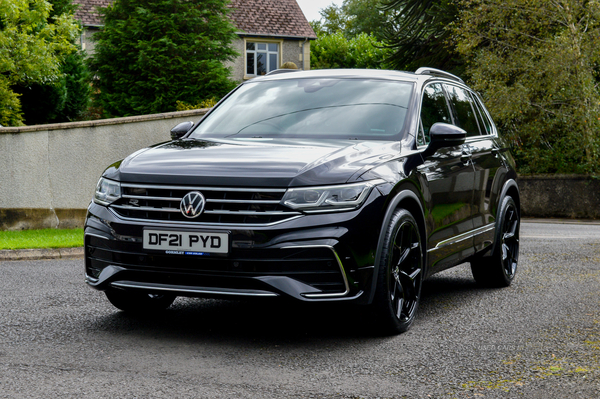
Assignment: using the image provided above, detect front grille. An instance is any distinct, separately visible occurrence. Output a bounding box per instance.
[109,183,301,225]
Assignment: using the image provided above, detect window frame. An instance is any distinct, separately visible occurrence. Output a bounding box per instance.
[471,92,498,136]
[244,38,283,79]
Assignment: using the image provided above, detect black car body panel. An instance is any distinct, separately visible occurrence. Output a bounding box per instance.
[85,69,520,331]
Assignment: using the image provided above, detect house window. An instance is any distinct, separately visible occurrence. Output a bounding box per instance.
[246,42,279,76]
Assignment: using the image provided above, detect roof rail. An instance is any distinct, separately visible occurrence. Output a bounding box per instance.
[415,67,464,83]
[266,69,301,76]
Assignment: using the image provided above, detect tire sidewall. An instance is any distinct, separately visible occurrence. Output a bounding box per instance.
[373,208,423,333]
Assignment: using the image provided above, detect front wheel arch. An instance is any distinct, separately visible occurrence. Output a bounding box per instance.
[368,189,427,305]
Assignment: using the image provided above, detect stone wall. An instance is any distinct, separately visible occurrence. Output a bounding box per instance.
[0,109,208,230]
[518,175,600,219]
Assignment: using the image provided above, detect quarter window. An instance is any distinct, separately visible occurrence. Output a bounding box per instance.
[246,42,279,76]
[471,94,494,135]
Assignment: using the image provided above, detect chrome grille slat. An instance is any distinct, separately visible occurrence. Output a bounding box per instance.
[205,210,300,216]
[123,194,182,201]
[206,199,280,204]
[120,183,286,193]
[112,205,181,213]
[110,184,299,225]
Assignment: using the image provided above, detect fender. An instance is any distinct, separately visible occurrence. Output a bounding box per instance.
[367,188,425,304]
[498,178,520,211]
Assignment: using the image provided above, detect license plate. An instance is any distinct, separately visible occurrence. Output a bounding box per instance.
[143,229,229,254]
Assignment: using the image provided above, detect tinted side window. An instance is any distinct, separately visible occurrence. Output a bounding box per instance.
[420,83,452,145]
[445,85,481,137]
[472,94,494,135]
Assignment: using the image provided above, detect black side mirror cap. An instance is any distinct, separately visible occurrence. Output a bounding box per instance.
[170,121,194,140]
[423,123,467,157]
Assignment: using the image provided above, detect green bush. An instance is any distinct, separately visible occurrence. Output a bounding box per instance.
[15,51,91,125]
[311,32,389,69]
[175,98,218,111]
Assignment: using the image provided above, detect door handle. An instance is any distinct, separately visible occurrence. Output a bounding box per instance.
[461,153,472,165]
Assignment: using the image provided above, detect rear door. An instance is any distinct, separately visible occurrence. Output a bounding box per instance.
[444,85,504,253]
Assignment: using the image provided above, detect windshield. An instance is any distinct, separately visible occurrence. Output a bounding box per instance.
[190,78,413,141]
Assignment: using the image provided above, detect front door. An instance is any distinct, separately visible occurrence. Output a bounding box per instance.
[416,83,476,274]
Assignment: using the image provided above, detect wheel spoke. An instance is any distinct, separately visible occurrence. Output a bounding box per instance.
[502,243,508,261]
[396,297,404,319]
[396,247,411,267]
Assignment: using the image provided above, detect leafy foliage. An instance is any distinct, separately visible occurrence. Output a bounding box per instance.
[344,0,395,41]
[90,0,239,118]
[310,0,393,41]
[381,0,461,73]
[455,0,600,174]
[15,50,91,125]
[14,0,91,125]
[311,31,390,69]
[0,0,79,125]
[175,98,218,111]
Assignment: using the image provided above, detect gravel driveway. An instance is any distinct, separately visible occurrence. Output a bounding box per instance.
[0,221,598,398]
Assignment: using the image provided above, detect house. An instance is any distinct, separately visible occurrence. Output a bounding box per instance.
[72,0,317,81]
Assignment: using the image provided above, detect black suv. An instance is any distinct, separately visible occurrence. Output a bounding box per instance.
[85,68,520,334]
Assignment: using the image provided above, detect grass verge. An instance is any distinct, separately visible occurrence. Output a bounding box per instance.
[0,228,84,250]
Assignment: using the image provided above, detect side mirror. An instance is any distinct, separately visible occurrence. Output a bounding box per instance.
[423,123,467,157]
[170,121,194,140]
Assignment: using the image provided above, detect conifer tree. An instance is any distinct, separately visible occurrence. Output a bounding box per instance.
[90,0,239,117]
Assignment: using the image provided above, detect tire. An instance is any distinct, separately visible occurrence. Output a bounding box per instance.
[471,196,520,287]
[371,209,424,334]
[105,289,176,313]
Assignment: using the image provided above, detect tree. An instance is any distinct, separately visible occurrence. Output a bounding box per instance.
[311,31,390,69]
[381,0,461,73]
[344,0,394,41]
[315,4,348,34]
[90,0,239,118]
[455,0,600,174]
[312,0,393,41]
[13,0,91,125]
[0,0,79,126]
[14,50,91,125]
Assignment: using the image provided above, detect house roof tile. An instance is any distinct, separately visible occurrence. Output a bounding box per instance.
[228,0,316,39]
[72,0,316,38]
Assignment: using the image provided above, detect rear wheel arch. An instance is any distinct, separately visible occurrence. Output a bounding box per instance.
[491,179,520,252]
[497,179,520,217]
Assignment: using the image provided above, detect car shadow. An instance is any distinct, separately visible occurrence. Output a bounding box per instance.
[87,264,500,344]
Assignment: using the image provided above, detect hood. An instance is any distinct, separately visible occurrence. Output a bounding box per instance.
[109,138,402,187]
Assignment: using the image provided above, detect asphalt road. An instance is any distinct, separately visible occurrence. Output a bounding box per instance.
[1,221,599,398]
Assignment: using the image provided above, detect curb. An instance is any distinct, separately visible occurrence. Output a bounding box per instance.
[522,218,600,225]
[0,247,84,262]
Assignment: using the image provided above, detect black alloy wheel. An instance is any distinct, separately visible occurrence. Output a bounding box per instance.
[373,209,424,334]
[471,196,520,287]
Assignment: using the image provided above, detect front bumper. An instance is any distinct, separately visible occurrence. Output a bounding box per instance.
[84,192,385,303]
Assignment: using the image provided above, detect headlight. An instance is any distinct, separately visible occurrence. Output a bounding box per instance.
[281,179,385,213]
[93,177,121,206]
